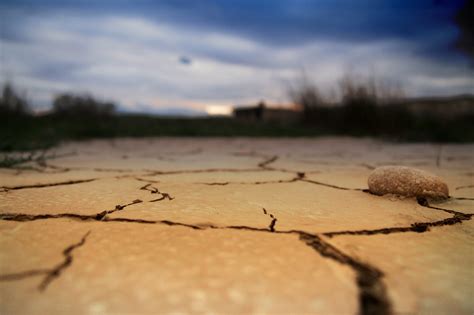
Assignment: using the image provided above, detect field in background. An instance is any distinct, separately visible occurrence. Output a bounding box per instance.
[2,112,474,152]
[1,82,474,152]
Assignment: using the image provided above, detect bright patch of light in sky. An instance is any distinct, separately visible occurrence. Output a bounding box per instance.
[0,1,472,115]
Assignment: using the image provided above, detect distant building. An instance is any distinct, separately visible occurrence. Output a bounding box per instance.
[233,101,302,124]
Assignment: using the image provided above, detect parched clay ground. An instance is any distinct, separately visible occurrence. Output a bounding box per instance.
[0,137,473,315]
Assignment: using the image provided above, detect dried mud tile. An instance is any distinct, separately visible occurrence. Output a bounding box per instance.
[324,220,474,315]
[0,220,92,283]
[0,224,358,314]
[0,178,151,216]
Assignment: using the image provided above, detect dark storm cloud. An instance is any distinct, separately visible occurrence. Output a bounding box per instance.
[0,0,472,113]
[1,0,465,45]
[2,0,468,66]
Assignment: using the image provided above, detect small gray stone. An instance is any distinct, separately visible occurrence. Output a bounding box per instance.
[368,166,449,200]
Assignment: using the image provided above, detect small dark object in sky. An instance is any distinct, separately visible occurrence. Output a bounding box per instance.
[179,56,192,65]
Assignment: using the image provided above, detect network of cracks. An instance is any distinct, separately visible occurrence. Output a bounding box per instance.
[1,149,473,315]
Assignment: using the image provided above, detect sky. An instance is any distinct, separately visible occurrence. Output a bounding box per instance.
[0,0,473,115]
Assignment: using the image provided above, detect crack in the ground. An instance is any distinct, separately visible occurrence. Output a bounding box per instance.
[199,172,305,186]
[2,197,471,315]
[93,168,136,173]
[324,213,471,237]
[1,151,76,170]
[193,171,369,191]
[40,155,290,175]
[139,183,174,202]
[0,179,97,192]
[35,162,72,173]
[0,169,363,193]
[363,188,474,202]
[256,155,312,174]
[15,153,315,181]
[148,153,296,175]
[455,185,474,191]
[0,212,207,229]
[4,155,78,175]
[0,231,91,291]
[95,199,143,219]
[298,232,392,315]
[139,183,158,194]
[149,195,174,202]
[134,177,160,183]
[0,199,144,223]
[324,198,472,238]
[0,269,50,281]
[453,196,474,201]
[258,155,278,168]
[201,182,230,186]
[262,207,278,232]
[38,231,91,291]
[0,211,390,314]
[300,178,365,191]
[37,164,136,173]
[1,148,471,314]
[416,197,472,215]
[145,168,265,176]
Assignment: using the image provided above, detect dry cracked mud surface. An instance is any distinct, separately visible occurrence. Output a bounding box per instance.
[0,137,473,315]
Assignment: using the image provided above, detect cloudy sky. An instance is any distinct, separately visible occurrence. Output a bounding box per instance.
[0,0,473,115]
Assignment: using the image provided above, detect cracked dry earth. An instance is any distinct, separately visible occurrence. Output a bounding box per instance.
[0,138,473,315]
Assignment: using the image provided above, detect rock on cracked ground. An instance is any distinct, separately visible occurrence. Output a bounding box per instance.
[0,137,473,314]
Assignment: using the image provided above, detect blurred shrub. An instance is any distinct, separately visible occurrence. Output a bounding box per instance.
[290,75,439,138]
[289,79,326,111]
[0,83,30,116]
[338,74,379,134]
[52,93,116,117]
[288,76,333,127]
